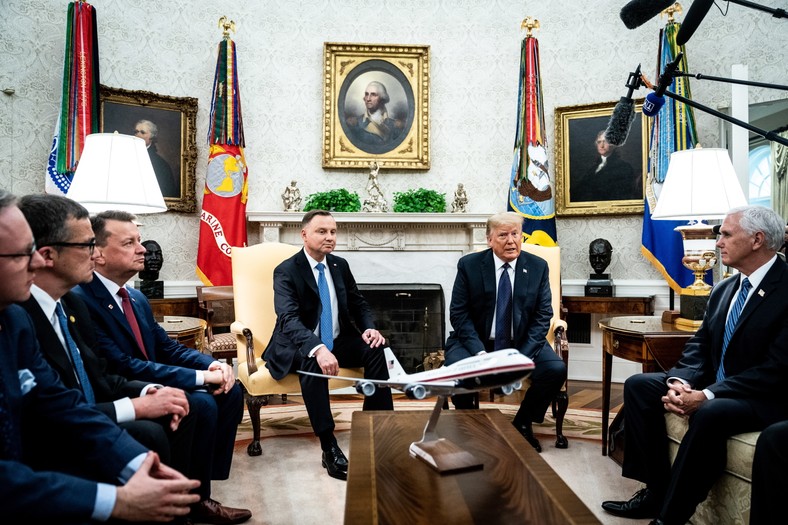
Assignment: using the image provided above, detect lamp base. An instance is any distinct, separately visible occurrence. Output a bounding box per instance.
[677,288,710,331]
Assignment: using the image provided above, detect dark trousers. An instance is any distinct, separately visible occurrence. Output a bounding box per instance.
[622,372,788,524]
[295,334,393,437]
[751,420,788,525]
[444,341,566,425]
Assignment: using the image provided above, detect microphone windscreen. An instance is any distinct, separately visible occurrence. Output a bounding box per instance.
[604,97,636,146]
[620,0,677,30]
[642,92,666,117]
[712,224,722,235]
[676,0,715,46]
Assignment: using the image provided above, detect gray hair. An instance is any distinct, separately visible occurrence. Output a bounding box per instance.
[0,189,16,212]
[728,205,785,252]
[486,212,523,236]
[135,119,159,138]
[365,81,390,104]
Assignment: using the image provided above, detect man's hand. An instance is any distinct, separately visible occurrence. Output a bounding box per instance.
[315,346,339,376]
[112,452,200,522]
[361,328,385,348]
[132,387,189,431]
[207,361,236,394]
[662,380,707,417]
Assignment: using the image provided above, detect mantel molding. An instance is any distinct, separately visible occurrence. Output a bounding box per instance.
[246,211,490,252]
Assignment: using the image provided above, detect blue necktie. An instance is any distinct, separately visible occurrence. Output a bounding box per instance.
[717,278,751,382]
[495,263,513,350]
[55,303,96,404]
[316,263,333,351]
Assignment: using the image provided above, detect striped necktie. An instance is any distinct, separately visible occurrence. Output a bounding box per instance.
[495,263,513,350]
[717,278,751,382]
[316,263,333,351]
[55,303,96,404]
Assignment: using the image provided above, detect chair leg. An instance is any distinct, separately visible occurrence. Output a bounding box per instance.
[245,392,268,456]
[553,390,569,449]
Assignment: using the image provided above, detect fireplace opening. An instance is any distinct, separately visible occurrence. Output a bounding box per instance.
[358,284,445,374]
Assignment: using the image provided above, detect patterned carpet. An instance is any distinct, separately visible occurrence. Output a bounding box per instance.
[235,397,613,442]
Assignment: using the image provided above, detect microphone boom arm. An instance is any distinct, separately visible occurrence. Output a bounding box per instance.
[661,89,788,146]
[727,0,787,18]
[673,72,788,91]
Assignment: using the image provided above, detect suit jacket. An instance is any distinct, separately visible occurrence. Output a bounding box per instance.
[19,291,151,423]
[669,257,788,398]
[74,275,214,389]
[264,250,374,379]
[0,305,147,522]
[445,248,553,359]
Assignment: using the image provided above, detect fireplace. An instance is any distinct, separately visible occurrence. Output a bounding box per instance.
[358,284,444,374]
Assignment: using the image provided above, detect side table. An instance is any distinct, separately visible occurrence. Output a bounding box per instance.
[157,316,206,352]
[562,295,656,316]
[598,316,694,456]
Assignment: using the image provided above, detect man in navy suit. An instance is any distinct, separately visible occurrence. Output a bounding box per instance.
[74,210,250,525]
[0,190,200,523]
[602,205,788,525]
[443,211,567,453]
[265,209,393,480]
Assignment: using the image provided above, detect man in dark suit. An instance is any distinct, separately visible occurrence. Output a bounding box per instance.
[444,211,567,453]
[265,209,393,480]
[0,190,200,522]
[602,205,788,525]
[571,131,639,203]
[73,210,250,525]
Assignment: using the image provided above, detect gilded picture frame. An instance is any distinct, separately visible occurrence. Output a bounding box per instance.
[100,85,198,213]
[322,42,430,170]
[554,100,648,217]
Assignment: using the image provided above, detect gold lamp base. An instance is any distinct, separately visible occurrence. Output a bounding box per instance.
[674,223,717,331]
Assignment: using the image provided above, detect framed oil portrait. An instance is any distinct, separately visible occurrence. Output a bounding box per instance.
[554,100,648,217]
[322,42,430,170]
[100,85,198,213]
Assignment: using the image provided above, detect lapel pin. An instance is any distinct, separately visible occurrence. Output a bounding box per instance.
[69,316,75,323]
[522,268,527,273]
[758,289,765,297]
[108,304,114,310]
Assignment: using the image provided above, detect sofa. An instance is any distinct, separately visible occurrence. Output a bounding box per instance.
[665,412,759,524]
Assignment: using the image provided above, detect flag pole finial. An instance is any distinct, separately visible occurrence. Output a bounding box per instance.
[520,17,540,37]
[218,16,236,39]
[662,2,683,23]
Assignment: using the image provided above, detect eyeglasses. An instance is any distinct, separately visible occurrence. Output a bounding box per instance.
[0,241,37,265]
[49,239,97,255]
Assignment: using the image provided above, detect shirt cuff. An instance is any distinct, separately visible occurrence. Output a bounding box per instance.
[196,370,204,386]
[702,388,715,400]
[308,344,323,358]
[93,483,116,522]
[113,397,135,424]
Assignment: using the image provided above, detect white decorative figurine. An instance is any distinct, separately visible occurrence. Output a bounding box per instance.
[282,180,302,212]
[451,183,468,213]
[362,161,388,213]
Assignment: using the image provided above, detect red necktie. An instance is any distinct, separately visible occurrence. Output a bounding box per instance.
[117,287,148,359]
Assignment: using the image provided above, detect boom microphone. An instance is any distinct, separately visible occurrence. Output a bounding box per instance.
[604,64,643,146]
[642,53,684,117]
[676,0,715,45]
[620,0,677,29]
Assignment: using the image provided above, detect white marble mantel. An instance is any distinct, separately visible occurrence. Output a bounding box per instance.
[247,211,491,253]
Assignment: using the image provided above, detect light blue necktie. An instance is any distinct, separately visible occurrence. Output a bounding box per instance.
[55,303,96,404]
[717,278,751,382]
[316,263,333,351]
[495,263,513,350]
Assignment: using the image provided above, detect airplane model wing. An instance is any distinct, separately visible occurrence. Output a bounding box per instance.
[297,347,534,400]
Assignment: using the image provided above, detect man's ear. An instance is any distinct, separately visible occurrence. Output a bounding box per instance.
[36,246,57,268]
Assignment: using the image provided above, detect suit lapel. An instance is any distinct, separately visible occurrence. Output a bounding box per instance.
[87,277,141,351]
[732,259,784,337]
[19,298,75,386]
[296,251,319,298]
[326,254,347,312]
[512,252,530,333]
[481,251,496,337]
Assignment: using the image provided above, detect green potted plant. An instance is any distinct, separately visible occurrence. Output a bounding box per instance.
[303,189,361,212]
[392,188,446,213]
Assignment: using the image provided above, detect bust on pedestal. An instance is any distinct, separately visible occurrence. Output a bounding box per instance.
[136,239,164,299]
[585,238,614,297]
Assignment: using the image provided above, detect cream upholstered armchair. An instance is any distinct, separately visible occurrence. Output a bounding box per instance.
[230,242,362,456]
[521,243,569,448]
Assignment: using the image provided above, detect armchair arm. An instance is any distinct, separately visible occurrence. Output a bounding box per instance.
[230,321,258,374]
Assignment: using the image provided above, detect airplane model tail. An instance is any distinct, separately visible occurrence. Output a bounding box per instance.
[383,347,407,380]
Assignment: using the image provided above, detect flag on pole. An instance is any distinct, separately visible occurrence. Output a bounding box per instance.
[508,20,557,247]
[196,22,248,286]
[46,1,100,195]
[641,21,699,291]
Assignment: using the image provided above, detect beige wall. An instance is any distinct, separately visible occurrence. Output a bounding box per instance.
[2,0,785,283]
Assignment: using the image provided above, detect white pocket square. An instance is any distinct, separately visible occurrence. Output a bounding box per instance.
[18,369,36,395]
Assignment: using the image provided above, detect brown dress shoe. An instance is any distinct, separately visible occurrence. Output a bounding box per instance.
[190,498,252,525]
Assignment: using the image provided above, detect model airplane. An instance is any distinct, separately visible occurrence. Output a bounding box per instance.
[298,347,535,399]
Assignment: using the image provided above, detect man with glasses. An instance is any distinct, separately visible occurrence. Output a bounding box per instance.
[0,189,201,522]
[18,194,198,483]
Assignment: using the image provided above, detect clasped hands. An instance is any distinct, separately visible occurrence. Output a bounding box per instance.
[662,380,707,417]
[202,361,236,395]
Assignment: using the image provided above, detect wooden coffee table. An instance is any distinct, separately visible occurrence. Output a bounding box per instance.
[345,409,601,525]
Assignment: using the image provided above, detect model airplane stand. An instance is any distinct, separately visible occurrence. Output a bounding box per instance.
[408,395,484,474]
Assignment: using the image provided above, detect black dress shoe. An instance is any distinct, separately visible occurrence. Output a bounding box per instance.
[513,421,542,452]
[601,488,660,519]
[322,444,348,480]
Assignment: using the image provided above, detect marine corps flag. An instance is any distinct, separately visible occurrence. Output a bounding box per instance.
[196,22,248,286]
[641,20,699,291]
[46,1,100,195]
[508,19,557,246]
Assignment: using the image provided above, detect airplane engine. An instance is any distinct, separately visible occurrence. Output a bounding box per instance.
[355,381,377,397]
[500,384,515,396]
[404,384,427,400]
